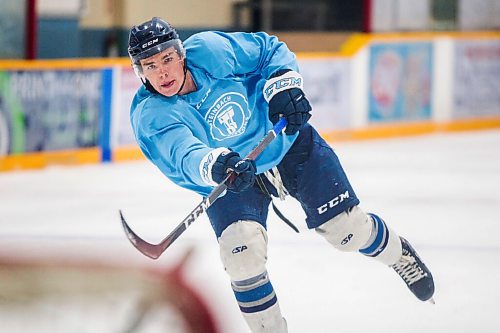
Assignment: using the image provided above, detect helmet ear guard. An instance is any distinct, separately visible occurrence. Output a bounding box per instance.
[132,63,145,80]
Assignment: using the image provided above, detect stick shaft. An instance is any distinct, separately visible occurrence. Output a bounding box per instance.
[120,118,287,259]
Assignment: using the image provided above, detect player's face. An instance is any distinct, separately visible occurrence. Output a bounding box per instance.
[140,47,185,97]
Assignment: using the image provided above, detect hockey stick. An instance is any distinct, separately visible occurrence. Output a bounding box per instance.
[120,117,288,259]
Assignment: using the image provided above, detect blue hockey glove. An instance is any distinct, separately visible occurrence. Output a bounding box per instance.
[211,151,256,192]
[264,69,312,135]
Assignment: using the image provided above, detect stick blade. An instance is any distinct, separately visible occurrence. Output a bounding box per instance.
[119,210,162,260]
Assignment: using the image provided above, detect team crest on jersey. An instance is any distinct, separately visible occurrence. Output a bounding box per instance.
[205,92,250,141]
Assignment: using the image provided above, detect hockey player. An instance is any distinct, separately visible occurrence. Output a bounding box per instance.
[127,17,435,332]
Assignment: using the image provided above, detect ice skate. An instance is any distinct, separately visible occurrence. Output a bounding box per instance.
[391,237,435,303]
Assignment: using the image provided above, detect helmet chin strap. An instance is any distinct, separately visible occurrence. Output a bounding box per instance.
[176,58,188,95]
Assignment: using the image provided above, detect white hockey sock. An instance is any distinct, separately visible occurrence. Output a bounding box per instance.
[242,301,288,333]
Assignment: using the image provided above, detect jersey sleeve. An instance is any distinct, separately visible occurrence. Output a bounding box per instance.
[185,31,299,80]
[132,98,214,194]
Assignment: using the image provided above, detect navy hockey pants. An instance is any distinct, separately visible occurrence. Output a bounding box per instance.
[206,124,360,238]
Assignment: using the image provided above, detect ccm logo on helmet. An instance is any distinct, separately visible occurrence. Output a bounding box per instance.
[142,38,159,49]
[317,190,350,214]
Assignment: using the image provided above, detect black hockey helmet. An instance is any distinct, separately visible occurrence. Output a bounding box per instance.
[128,17,185,69]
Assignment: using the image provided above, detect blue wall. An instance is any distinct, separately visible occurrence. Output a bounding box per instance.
[37,19,226,59]
[38,18,80,58]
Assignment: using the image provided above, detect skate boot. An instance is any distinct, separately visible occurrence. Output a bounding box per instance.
[391,237,435,303]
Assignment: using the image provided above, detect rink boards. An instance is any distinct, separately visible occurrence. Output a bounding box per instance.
[0,31,499,170]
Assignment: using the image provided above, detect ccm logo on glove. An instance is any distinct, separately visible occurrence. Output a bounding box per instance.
[264,70,312,135]
[263,71,303,102]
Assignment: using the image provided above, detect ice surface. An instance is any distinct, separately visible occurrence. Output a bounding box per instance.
[1,130,499,332]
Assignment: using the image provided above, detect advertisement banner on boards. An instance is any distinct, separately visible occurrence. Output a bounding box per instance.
[296,58,352,131]
[453,39,500,118]
[114,66,142,146]
[368,42,433,123]
[0,70,102,156]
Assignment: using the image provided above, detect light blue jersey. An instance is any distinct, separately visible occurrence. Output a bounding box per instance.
[130,31,300,196]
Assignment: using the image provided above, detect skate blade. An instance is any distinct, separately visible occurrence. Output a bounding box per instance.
[427,297,435,305]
